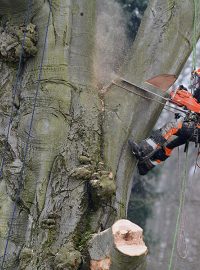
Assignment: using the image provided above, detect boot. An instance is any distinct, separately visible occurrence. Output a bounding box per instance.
[128,139,154,161]
[137,159,155,175]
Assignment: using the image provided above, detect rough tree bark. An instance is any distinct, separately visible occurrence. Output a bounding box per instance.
[0,0,199,269]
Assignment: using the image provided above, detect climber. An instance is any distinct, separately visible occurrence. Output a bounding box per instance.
[129,69,200,175]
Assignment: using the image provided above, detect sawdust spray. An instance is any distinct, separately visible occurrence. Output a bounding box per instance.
[94,0,128,88]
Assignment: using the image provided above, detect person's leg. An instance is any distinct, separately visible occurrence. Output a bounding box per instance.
[136,137,188,175]
[129,118,184,175]
[129,118,183,160]
[147,136,188,167]
[134,119,196,175]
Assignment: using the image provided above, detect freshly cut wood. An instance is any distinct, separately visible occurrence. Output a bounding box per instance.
[89,219,147,270]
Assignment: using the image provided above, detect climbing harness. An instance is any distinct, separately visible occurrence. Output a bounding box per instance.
[1,1,53,268]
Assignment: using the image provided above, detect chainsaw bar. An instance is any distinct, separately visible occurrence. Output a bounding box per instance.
[118,77,169,101]
[114,77,187,114]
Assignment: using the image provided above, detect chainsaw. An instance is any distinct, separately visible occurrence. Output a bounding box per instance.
[114,74,200,114]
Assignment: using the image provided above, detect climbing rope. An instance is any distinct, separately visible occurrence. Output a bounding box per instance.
[193,142,200,173]
[190,0,198,95]
[169,2,199,267]
[167,148,188,270]
[176,147,188,261]
[0,0,33,178]
[169,5,198,265]
[1,1,52,268]
[192,0,200,173]
[192,0,198,70]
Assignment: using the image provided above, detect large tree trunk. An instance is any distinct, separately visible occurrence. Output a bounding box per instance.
[0,0,199,269]
[103,0,200,217]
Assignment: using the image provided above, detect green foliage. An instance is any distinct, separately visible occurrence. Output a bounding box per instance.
[117,0,149,40]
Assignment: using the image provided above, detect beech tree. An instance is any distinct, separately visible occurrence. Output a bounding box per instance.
[0,0,199,269]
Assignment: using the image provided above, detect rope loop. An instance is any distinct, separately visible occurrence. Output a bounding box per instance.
[167,148,188,270]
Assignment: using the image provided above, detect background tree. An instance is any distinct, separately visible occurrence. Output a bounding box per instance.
[0,0,199,269]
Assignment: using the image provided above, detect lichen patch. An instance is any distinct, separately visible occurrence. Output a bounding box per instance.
[0,22,38,62]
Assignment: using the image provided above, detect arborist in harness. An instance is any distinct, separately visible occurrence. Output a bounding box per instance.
[129,69,200,175]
